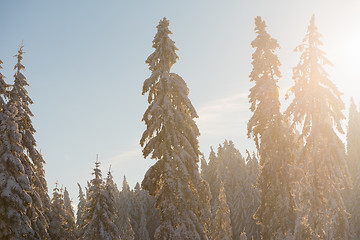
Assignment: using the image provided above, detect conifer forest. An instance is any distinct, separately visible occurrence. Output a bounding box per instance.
[1,1,360,240]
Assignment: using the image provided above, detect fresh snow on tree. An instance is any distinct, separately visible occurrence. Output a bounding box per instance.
[49,184,68,240]
[248,16,296,239]
[132,183,151,240]
[63,187,77,240]
[243,151,260,240]
[80,161,120,240]
[0,58,34,239]
[76,183,86,235]
[118,176,135,240]
[140,17,211,240]
[346,98,360,238]
[212,184,232,240]
[8,44,50,239]
[201,141,261,240]
[286,15,350,239]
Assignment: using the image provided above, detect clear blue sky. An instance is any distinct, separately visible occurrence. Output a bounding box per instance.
[1,0,359,204]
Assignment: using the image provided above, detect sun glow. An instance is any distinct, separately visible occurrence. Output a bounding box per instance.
[326,29,360,103]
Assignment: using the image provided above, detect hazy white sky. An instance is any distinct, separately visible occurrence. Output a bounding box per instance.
[1,0,359,203]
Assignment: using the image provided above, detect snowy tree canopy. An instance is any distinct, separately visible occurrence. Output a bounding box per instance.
[141,17,211,240]
[286,15,350,239]
[247,16,296,239]
[80,161,120,240]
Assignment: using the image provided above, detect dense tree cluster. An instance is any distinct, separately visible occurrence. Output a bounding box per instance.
[1,15,359,240]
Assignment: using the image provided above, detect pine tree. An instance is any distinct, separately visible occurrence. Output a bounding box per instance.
[8,44,50,239]
[140,17,211,240]
[286,15,350,239]
[200,154,209,181]
[248,16,296,239]
[63,188,76,240]
[76,183,86,231]
[80,161,120,240]
[133,183,151,240]
[143,187,160,240]
[346,98,360,184]
[216,140,246,240]
[204,147,221,210]
[118,176,135,240]
[0,59,34,239]
[212,184,232,240]
[346,98,360,237]
[243,151,260,240]
[48,184,67,240]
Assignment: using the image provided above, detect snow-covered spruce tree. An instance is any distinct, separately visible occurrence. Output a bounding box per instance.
[76,183,86,233]
[200,154,209,181]
[48,184,67,240]
[285,15,350,239]
[212,184,232,240]
[76,183,86,232]
[248,16,296,239]
[0,59,35,239]
[63,188,76,240]
[132,183,151,240]
[204,147,221,210]
[118,176,135,240]
[105,170,121,222]
[216,140,247,240]
[8,44,50,239]
[140,17,211,240]
[142,186,160,240]
[80,161,120,240]
[346,98,360,185]
[243,151,260,240]
[346,98,360,237]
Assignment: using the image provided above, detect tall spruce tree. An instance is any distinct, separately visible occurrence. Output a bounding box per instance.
[48,184,67,240]
[118,176,135,240]
[216,140,246,240]
[213,184,232,240]
[248,16,296,239]
[133,183,151,240]
[243,151,260,240]
[76,183,86,234]
[346,98,360,184]
[63,188,76,240]
[0,59,34,239]
[286,15,350,239]
[204,147,221,211]
[346,98,360,237]
[80,161,120,240]
[8,44,50,239]
[140,17,210,240]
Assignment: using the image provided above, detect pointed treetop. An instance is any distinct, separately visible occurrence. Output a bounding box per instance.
[107,165,113,179]
[254,16,267,31]
[123,175,130,192]
[145,17,178,73]
[310,14,315,26]
[134,182,141,192]
[200,154,208,168]
[14,42,25,72]
[93,160,102,180]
